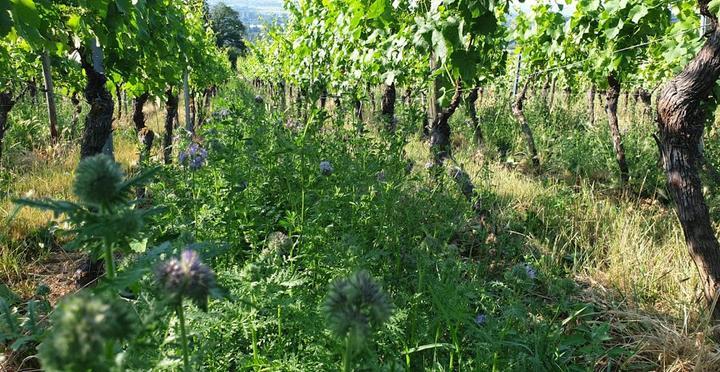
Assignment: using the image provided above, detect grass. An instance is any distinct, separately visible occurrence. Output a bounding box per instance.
[3,80,720,370]
[0,97,175,298]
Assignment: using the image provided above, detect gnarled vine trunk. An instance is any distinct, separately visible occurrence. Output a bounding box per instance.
[354,98,363,122]
[656,2,720,320]
[466,86,482,145]
[189,92,196,131]
[512,79,540,168]
[320,87,328,109]
[28,79,37,105]
[0,92,15,161]
[606,74,629,183]
[71,92,81,138]
[133,92,154,161]
[381,82,396,132]
[426,55,440,139]
[163,88,179,164]
[564,87,571,108]
[541,78,550,106]
[132,93,149,132]
[79,51,114,159]
[41,51,59,144]
[588,85,596,127]
[639,88,652,117]
[548,75,557,112]
[115,84,123,121]
[430,79,462,165]
[197,87,213,127]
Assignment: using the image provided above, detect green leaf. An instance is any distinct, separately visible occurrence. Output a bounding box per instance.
[451,49,477,82]
[605,19,624,39]
[431,29,447,62]
[367,0,385,19]
[11,0,39,28]
[0,283,20,306]
[710,0,720,16]
[67,14,81,30]
[628,4,648,23]
[0,2,11,36]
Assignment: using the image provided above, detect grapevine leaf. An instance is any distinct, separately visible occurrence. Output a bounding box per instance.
[710,0,720,16]
[67,14,81,30]
[628,4,648,23]
[431,29,447,61]
[0,1,11,36]
[605,19,623,39]
[450,49,476,82]
[367,0,385,19]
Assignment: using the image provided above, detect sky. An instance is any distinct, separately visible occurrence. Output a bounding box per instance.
[208,0,284,10]
[206,0,575,16]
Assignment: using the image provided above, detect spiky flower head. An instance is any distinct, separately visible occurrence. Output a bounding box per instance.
[447,166,474,199]
[523,263,537,279]
[155,249,216,311]
[266,231,292,255]
[212,109,230,120]
[376,170,386,183]
[319,160,333,176]
[38,294,137,372]
[72,154,125,207]
[322,270,392,345]
[178,143,208,171]
[509,262,538,281]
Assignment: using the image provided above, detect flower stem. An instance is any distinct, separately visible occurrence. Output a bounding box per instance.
[342,336,351,372]
[177,303,191,372]
[100,206,115,280]
[191,171,197,238]
[103,237,115,279]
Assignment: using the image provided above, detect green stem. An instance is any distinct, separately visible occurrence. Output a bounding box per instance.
[251,322,259,369]
[191,171,198,238]
[342,336,351,372]
[103,237,115,279]
[177,303,191,372]
[277,305,282,338]
[100,205,115,279]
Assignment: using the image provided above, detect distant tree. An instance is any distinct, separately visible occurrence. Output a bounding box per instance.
[210,2,247,68]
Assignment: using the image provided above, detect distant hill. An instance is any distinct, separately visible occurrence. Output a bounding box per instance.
[208,0,287,40]
[209,0,285,13]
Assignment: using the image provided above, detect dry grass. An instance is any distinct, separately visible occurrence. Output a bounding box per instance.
[405,133,716,370]
[0,116,144,297]
[578,276,720,372]
[1,95,192,298]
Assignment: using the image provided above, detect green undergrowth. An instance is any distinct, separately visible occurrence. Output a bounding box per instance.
[130,81,652,370]
[4,81,717,370]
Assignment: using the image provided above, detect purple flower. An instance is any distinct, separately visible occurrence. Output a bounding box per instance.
[523,263,537,280]
[376,170,386,183]
[320,161,333,176]
[178,143,208,171]
[474,313,486,326]
[155,249,216,310]
[213,109,230,119]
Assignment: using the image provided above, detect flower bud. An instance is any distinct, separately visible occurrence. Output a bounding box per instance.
[72,154,125,207]
[320,161,333,176]
[155,249,216,311]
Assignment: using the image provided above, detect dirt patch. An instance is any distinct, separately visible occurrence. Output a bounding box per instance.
[22,250,85,305]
